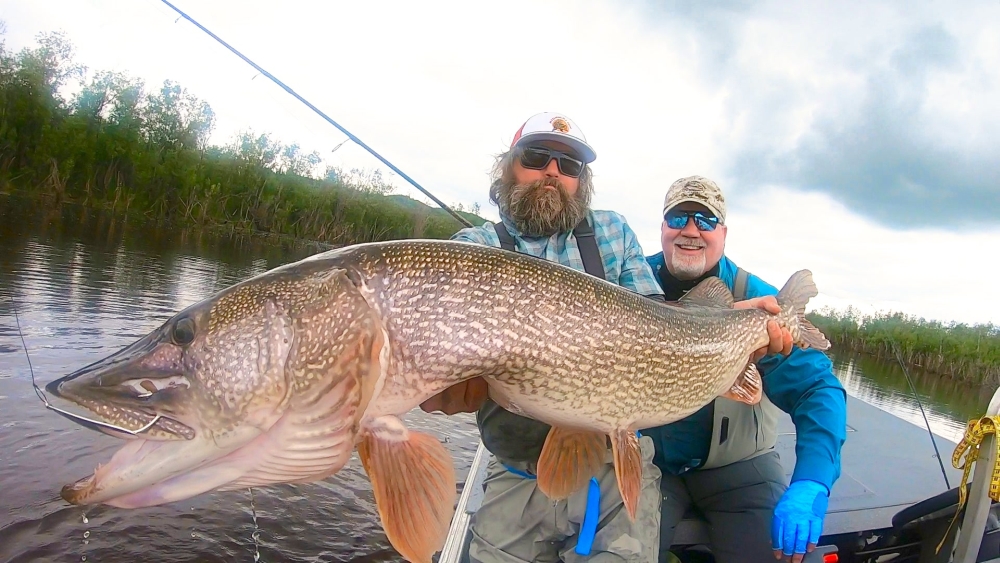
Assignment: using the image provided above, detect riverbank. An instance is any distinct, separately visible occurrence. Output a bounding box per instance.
[0,30,485,247]
[808,309,999,386]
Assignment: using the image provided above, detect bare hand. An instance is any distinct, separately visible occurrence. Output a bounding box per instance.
[419,377,489,415]
[734,296,794,360]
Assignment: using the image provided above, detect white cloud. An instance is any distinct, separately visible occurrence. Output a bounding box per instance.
[3,0,996,325]
[715,185,1000,326]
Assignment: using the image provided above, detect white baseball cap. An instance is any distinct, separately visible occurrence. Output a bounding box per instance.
[509,112,597,163]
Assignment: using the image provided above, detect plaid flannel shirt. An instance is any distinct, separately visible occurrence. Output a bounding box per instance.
[451,210,664,298]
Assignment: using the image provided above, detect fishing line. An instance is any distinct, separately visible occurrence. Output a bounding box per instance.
[7,292,164,436]
[890,338,952,490]
[11,292,266,561]
[156,0,474,230]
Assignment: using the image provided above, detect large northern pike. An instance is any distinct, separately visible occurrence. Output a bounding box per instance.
[45,239,829,562]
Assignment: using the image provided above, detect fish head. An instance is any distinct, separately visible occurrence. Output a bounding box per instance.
[43,261,358,508]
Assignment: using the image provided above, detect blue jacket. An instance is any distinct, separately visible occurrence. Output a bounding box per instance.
[642,252,847,491]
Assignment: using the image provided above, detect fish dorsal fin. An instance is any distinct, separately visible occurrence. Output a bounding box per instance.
[677,277,735,308]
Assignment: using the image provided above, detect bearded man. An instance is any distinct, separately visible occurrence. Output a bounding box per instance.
[420,113,790,563]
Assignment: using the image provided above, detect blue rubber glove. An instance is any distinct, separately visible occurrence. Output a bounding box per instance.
[772,480,829,561]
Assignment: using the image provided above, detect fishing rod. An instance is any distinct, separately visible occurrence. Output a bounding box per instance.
[889,338,952,490]
[157,0,474,230]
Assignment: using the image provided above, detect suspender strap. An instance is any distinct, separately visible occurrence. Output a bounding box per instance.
[492,220,607,281]
[493,221,517,251]
[734,267,749,301]
[571,219,607,280]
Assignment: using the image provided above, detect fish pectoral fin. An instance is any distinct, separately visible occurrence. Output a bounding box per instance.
[358,416,455,563]
[676,276,734,308]
[722,361,763,405]
[536,427,607,500]
[610,428,643,522]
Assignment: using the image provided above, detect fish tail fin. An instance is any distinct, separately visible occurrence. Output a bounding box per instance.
[777,269,830,351]
[536,427,607,500]
[358,417,456,563]
[610,429,642,521]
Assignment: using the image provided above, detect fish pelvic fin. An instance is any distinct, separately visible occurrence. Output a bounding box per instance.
[677,277,734,308]
[358,416,455,563]
[776,269,831,351]
[610,429,642,522]
[536,427,607,501]
[722,361,763,405]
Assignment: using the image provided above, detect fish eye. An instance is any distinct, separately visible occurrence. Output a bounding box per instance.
[172,317,196,346]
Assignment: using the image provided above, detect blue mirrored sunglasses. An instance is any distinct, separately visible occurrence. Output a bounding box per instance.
[664,209,719,231]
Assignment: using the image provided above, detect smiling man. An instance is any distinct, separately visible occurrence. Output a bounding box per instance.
[643,176,848,563]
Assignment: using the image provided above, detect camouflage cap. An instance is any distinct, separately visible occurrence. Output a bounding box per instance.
[662,176,727,224]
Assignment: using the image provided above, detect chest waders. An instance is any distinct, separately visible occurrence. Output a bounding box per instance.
[492,219,607,556]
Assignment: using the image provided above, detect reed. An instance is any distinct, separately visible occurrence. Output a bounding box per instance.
[808,308,1000,386]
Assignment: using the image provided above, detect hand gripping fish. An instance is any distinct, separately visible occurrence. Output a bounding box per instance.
[44,239,830,562]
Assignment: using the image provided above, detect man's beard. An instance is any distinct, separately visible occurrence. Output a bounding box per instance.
[496,177,589,237]
[668,236,708,280]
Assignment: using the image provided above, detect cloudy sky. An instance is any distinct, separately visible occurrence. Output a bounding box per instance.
[2,0,998,325]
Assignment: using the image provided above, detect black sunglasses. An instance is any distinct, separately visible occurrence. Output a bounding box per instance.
[518,147,584,178]
[664,209,720,231]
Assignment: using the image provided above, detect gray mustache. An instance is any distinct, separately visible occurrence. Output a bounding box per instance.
[675,237,706,249]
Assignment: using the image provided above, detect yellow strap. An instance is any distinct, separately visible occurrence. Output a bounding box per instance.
[936,415,1000,553]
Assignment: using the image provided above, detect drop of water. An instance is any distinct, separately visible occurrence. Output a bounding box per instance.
[83,540,89,545]
[82,515,89,524]
[191,532,196,538]
[82,557,87,562]
[248,487,262,563]
[83,530,90,539]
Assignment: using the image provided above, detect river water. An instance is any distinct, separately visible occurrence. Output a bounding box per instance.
[0,194,993,562]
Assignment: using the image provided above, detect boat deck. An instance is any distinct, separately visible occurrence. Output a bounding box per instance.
[772,395,963,538]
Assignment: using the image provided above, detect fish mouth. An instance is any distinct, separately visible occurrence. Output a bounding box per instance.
[57,431,264,507]
[48,365,274,509]
[42,337,237,506]
[47,366,261,508]
[46,346,296,509]
[44,327,199,441]
[45,370,196,441]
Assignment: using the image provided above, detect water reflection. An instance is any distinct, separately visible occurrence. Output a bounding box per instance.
[829,350,993,443]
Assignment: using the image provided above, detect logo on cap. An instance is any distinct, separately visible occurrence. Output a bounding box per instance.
[508,112,597,163]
